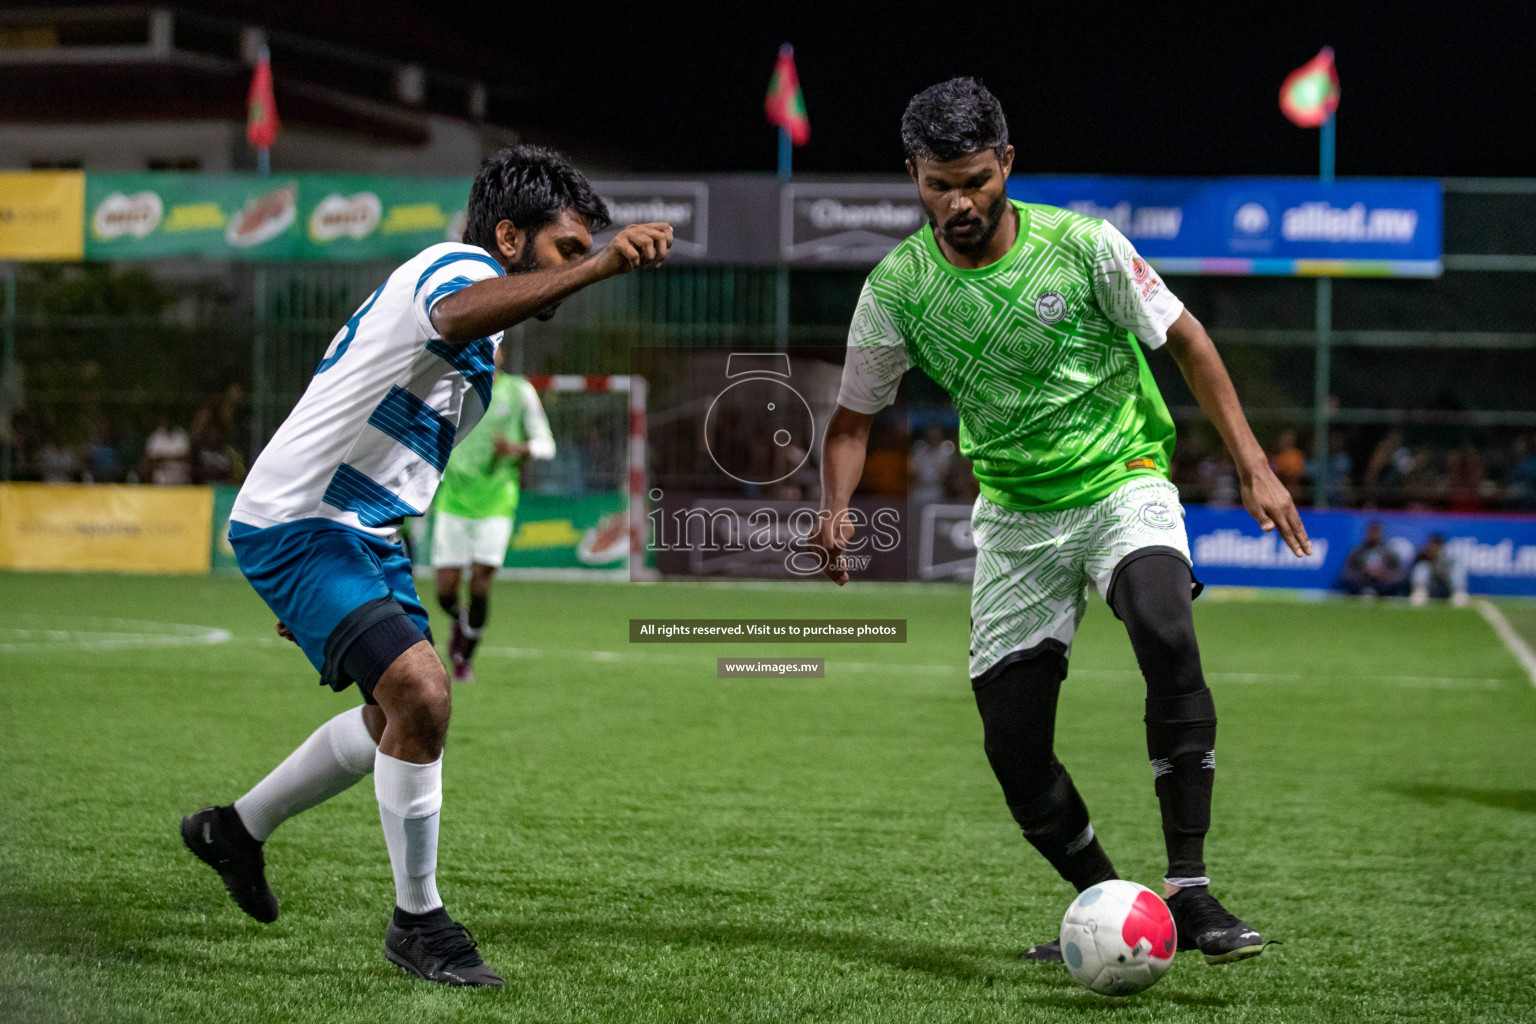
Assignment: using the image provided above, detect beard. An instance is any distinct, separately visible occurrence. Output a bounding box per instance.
[928,189,1010,256]
[507,237,561,320]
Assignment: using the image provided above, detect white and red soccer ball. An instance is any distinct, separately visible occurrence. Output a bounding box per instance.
[1059,880,1177,996]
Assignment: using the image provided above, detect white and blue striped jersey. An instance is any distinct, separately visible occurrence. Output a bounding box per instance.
[232,243,506,538]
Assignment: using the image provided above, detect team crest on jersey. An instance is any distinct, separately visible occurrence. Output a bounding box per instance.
[1139,500,1176,529]
[1034,290,1067,324]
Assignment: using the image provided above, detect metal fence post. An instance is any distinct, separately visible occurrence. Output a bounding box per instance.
[1,265,15,482]
[1311,276,1333,508]
[250,265,267,459]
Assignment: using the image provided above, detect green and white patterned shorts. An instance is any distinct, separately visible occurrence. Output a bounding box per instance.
[968,477,1192,681]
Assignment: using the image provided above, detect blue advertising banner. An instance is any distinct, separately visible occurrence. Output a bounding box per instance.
[1007,177,1442,277]
[1185,506,1536,596]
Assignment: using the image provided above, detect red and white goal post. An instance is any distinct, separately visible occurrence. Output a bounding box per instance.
[522,374,649,579]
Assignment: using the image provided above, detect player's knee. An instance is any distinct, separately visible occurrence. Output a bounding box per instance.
[373,643,452,741]
[1113,555,1197,653]
[393,665,452,742]
[973,651,1067,804]
[1136,609,1198,663]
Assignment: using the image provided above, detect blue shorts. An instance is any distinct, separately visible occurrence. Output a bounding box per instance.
[229,518,432,698]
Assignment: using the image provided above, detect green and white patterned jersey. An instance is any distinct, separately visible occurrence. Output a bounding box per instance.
[435,374,555,520]
[839,200,1185,512]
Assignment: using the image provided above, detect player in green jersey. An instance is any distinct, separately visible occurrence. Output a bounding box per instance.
[815,78,1311,966]
[432,345,555,682]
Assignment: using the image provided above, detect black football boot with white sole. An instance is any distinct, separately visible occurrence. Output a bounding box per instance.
[1167,886,1264,964]
[180,805,279,923]
[1020,937,1065,962]
[384,908,504,987]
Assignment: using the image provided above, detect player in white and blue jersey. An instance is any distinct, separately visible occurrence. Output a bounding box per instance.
[180,146,673,987]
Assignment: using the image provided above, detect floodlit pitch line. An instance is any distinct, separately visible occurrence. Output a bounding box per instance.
[1473,599,1536,689]
[0,618,232,652]
[1073,668,1503,689]
[476,647,1505,688]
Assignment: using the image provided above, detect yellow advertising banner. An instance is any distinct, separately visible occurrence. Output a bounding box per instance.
[0,171,85,261]
[0,484,213,573]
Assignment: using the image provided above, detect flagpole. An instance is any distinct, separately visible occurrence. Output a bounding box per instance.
[252,45,271,455]
[1312,108,1335,507]
[775,125,791,348]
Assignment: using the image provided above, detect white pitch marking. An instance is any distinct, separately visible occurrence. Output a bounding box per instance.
[0,616,232,653]
[1474,599,1536,689]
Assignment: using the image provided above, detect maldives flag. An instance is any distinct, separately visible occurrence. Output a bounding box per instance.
[765,44,809,146]
[246,48,281,150]
[1279,47,1340,128]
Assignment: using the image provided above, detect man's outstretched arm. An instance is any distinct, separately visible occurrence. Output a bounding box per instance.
[431,223,673,343]
[815,405,877,585]
[1163,309,1312,557]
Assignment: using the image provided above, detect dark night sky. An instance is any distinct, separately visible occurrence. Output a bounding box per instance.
[417,0,1536,179]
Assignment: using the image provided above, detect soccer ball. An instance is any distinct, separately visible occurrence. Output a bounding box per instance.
[1059,880,1177,996]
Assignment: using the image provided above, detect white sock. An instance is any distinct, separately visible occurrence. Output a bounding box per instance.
[374,750,444,915]
[233,706,377,842]
[459,608,482,640]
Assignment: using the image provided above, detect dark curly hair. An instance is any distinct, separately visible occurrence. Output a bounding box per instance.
[900,77,1009,163]
[464,145,610,253]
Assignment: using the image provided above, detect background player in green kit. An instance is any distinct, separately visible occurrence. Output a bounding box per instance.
[814,79,1312,966]
[432,345,555,681]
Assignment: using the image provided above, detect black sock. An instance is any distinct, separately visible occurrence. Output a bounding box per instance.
[1146,689,1216,879]
[393,905,452,929]
[437,591,460,621]
[1008,763,1119,891]
[974,649,1117,892]
[461,594,488,659]
[1111,552,1216,881]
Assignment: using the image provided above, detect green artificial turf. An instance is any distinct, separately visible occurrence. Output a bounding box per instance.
[1,573,1533,1022]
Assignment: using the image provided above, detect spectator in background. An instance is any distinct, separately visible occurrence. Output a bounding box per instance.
[190,404,243,485]
[7,408,37,480]
[217,383,245,439]
[1363,430,1409,505]
[1340,521,1408,597]
[1197,449,1239,507]
[1269,428,1306,500]
[946,449,979,503]
[37,436,80,483]
[860,419,909,499]
[1445,442,1488,513]
[1507,435,1536,509]
[83,420,119,483]
[909,424,955,506]
[1410,533,1469,607]
[142,411,191,486]
[1307,431,1353,504]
